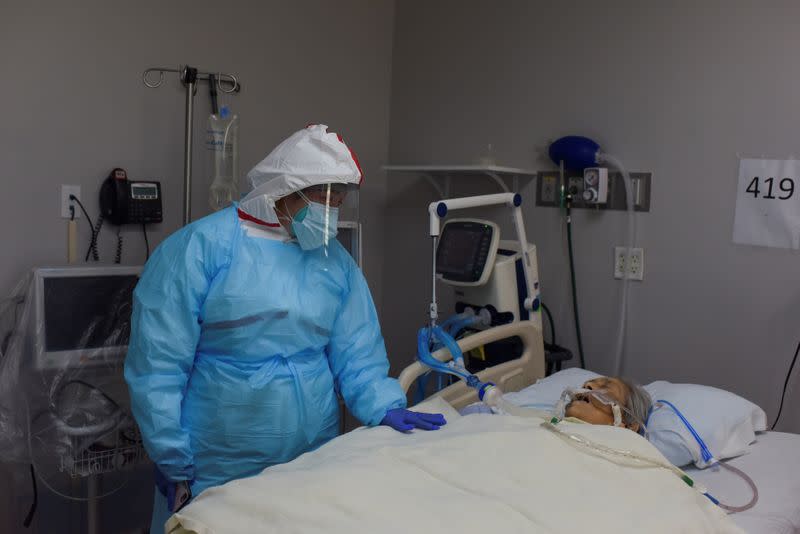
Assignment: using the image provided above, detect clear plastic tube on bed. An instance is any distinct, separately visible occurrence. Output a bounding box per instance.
[713,462,759,513]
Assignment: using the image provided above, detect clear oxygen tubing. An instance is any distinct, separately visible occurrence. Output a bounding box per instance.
[713,463,759,513]
[596,152,635,376]
[649,400,759,513]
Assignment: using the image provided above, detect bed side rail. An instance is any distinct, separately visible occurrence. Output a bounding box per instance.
[398,321,545,410]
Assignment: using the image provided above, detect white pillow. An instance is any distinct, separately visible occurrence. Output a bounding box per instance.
[502,367,601,411]
[644,381,768,468]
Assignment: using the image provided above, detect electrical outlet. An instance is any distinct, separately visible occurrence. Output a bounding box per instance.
[628,247,644,280]
[614,247,644,280]
[61,185,81,218]
[614,247,627,279]
[541,174,557,203]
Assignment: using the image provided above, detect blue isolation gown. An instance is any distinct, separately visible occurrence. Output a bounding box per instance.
[125,206,406,505]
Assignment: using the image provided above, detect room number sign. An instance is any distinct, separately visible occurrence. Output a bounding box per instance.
[733,158,800,249]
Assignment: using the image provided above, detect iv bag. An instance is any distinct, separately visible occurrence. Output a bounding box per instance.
[207,107,240,211]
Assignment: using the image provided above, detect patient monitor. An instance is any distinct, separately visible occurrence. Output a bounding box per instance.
[33,265,141,370]
[437,218,540,327]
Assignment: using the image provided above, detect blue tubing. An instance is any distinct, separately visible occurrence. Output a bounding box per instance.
[435,328,466,368]
[416,326,478,386]
[447,316,479,339]
[439,313,464,331]
[650,400,715,464]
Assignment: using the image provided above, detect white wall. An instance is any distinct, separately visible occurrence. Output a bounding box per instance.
[0,1,396,532]
[384,1,800,432]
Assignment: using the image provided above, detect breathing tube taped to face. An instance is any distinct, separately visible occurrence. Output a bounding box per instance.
[207,106,240,211]
[554,387,645,433]
[648,400,759,513]
[0,270,143,502]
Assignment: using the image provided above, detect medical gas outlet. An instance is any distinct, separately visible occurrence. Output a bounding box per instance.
[582,167,608,204]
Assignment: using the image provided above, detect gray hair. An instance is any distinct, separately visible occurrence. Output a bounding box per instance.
[617,377,652,433]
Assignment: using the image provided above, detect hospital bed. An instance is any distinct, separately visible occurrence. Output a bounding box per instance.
[399,321,800,534]
[168,322,799,534]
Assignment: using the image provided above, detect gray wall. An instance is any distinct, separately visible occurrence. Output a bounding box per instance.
[0,1,396,532]
[384,0,800,432]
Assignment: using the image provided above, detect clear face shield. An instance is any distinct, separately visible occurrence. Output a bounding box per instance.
[280,183,359,254]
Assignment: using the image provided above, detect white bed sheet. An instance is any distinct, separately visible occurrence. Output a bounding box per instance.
[685,432,800,534]
[170,398,742,534]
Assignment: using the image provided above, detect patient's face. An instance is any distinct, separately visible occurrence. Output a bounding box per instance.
[565,377,638,431]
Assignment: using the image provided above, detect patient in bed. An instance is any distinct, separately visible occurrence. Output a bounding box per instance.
[566,376,651,433]
[462,375,652,433]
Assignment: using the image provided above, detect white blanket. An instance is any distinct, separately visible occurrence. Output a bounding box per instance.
[169,399,743,534]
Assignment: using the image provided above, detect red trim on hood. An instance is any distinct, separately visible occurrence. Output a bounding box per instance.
[237,208,281,228]
[335,133,364,185]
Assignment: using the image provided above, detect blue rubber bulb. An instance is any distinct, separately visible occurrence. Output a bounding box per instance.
[548,136,600,171]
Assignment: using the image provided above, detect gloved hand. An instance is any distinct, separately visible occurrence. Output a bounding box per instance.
[154,466,193,513]
[381,408,446,432]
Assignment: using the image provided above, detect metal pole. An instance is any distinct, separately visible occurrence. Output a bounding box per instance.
[87,474,98,534]
[181,66,198,225]
[430,236,438,327]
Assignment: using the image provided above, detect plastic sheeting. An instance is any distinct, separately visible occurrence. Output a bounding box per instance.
[0,266,145,485]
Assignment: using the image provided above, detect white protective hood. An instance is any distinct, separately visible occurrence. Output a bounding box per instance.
[238,124,362,228]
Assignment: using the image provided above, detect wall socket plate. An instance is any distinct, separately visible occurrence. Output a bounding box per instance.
[540,173,558,203]
[614,246,644,280]
[61,185,81,218]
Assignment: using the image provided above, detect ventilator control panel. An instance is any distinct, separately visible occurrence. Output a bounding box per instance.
[436,219,499,286]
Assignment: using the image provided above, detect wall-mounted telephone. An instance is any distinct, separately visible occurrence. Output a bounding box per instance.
[99,168,163,225]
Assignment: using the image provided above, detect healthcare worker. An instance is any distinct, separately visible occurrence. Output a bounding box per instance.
[125,125,446,532]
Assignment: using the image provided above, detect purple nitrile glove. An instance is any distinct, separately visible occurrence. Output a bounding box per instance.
[381,408,447,432]
[154,466,193,513]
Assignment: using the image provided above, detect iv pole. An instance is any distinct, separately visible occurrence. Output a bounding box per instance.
[142,65,241,225]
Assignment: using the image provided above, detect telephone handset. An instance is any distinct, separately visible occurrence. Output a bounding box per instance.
[99,168,163,225]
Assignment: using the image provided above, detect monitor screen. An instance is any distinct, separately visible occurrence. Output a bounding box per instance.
[437,222,494,283]
[43,275,138,352]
